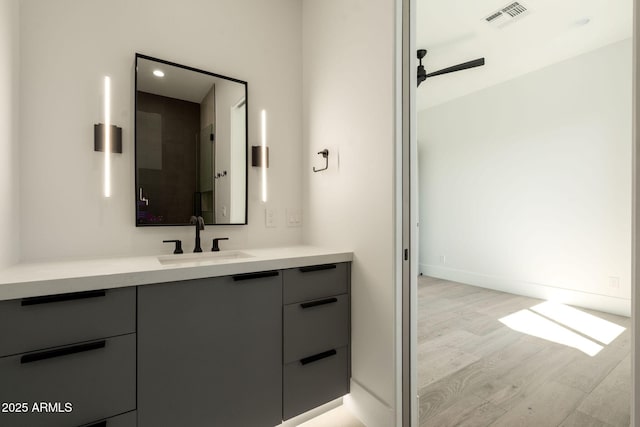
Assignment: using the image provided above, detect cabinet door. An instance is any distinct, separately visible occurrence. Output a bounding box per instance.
[0,334,135,427]
[284,294,349,363]
[283,346,349,420]
[138,273,282,427]
[0,287,135,358]
[79,410,137,427]
[283,263,348,304]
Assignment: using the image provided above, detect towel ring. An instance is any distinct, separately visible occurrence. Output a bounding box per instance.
[313,149,329,172]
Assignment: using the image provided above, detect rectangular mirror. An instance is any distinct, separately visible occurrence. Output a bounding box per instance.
[135,54,247,226]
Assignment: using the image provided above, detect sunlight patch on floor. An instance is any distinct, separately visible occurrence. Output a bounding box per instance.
[530,301,626,345]
[500,302,626,357]
[500,310,601,356]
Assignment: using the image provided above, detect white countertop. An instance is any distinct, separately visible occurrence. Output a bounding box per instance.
[0,246,353,302]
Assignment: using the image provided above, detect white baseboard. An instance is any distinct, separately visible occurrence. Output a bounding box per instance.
[344,379,395,427]
[421,264,631,317]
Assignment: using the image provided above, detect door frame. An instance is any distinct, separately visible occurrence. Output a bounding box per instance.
[632,1,639,424]
[399,0,417,425]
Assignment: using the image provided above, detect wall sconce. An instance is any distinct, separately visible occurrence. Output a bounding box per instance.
[95,76,123,198]
[257,110,268,203]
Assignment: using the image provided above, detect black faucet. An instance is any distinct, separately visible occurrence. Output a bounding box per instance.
[189,216,205,252]
[211,237,229,252]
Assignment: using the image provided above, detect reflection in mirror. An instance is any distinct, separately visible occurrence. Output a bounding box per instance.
[135,54,247,226]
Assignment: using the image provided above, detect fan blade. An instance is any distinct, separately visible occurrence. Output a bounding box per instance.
[426,58,485,79]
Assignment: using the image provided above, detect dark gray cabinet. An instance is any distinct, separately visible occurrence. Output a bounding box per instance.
[0,335,136,427]
[0,261,350,427]
[0,288,136,427]
[80,410,137,427]
[284,294,349,363]
[283,263,348,304]
[282,263,351,420]
[283,346,350,419]
[0,287,136,357]
[137,272,283,427]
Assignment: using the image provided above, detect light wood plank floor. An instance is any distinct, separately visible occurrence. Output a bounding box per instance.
[418,276,631,427]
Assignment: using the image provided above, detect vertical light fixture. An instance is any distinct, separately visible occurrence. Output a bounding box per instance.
[103,76,112,198]
[261,109,268,203]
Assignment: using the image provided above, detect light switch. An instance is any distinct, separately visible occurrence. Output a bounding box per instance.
[265,208,277,228]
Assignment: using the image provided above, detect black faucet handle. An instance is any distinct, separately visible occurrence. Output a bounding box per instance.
[163,240,184,254]
[211,237,229,252]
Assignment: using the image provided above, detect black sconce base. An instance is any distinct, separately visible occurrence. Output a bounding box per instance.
[251,145,269,167]
[94,123,123,153]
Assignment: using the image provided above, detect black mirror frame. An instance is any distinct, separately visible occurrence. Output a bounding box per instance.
[134,53,249,227]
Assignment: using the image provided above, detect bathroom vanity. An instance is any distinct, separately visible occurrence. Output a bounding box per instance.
[0,52,352,427]
[0,247,352,427]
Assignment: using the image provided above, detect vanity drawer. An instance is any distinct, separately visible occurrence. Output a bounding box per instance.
[283,263,349,304]
[0,287,136,357]
[284,294,349,363]
[80,410,137,427]
[0,334,136,427]
[283,346,349,420]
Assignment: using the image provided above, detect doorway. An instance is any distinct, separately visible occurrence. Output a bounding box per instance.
[404,2,632,424]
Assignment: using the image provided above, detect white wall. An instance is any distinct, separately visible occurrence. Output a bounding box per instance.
[302,0,398,425]
[19,0,303,261]
[419,39,633,315]
[0,0,19,268]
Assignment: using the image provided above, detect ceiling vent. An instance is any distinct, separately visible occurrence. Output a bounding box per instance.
[485,2,530,28]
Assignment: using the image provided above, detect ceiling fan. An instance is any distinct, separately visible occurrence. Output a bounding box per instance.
[417,49,485,87]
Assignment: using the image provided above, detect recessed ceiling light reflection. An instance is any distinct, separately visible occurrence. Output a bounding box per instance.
[153,69,165,77]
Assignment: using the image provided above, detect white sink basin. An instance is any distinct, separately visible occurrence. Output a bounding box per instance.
[158,250,254,266]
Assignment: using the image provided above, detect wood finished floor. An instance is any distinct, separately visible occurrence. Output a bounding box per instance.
[418,276,631,427]
[297,405,365,427]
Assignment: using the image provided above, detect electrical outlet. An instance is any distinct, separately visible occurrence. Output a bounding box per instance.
[286,208,302,227]
[265,208,276,228]
[439,255,446,265]
[608,276,620,289]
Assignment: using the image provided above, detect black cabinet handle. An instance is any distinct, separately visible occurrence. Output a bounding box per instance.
[299,264,337,273]
[300,297,338,309]
[300,349,337,365]
[21,290,106,306]
[83,421,107,427]
[21,340,106,364]
[232,271,279,281]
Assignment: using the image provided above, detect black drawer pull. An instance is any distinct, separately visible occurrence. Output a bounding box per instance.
[21,290,106,306]
[300,297,338,309]
[300,349,337,365]
[232,271,279,281]
[299,264,337,273]
[83,421,107,427]
[21,340,106,364]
